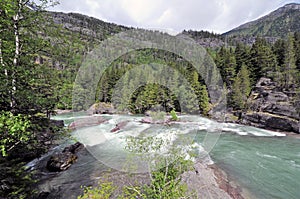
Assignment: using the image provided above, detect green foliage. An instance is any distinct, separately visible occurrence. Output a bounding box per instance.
[224,4,300,38]
[142,157,190,199]
[282,34,299,89]
[0,111,31,157]
[170,109,178,121]
[215,47,237,86]
[78,182,116,199]
[78,134,193,199]
[230,64,251,110]
[250,37,277,82]
[150,111,167,122]
[0,161,37,199]
[94,49,210,115]
[125,134,193,199]
[0,0,58,115]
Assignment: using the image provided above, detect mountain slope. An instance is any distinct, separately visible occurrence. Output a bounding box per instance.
[223,3,300,38]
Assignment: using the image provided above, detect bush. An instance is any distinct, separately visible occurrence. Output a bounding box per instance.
[0,111,31,157]
[78,182,116,199]
[170,109,178,121]
[150,111,166,122]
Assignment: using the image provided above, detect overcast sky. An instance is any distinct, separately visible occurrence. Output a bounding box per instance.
[50,0,300,34]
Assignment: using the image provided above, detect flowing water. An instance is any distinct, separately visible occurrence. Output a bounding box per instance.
[31,113,300,199]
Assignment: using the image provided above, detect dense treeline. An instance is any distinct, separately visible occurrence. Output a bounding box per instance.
[95,49,209,114]
[214,33,300,110]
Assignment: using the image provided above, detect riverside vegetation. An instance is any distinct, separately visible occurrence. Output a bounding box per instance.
[1,0,300,198]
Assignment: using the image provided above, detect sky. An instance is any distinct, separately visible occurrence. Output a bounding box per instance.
[49,0,300,34]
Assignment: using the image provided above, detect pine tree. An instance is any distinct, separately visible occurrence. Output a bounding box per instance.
[215,47,237,87]
[250,37,277,82]
[294,32,300,71]
[283,34,299,89]
[235,42,250,73]
[230,64,251,110]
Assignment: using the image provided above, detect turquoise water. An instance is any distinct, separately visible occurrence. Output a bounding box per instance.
[210,134,300,199]
[50,113,300,199]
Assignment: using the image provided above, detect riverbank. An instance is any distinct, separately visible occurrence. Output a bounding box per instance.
[33,147,247,199]
[181,159,248,199]
[49,111,300,198]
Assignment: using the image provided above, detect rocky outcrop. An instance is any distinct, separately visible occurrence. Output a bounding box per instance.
[241,78,300,133]
[242,112,299,133]
[47,142,84,172]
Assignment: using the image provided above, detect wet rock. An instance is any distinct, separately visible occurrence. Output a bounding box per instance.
[46,142,84,172]
[62,142,84,154]
[242,112,299,133]
[111,121,129,132]
[141,117,171,124]
[47,152,77,172]
[37,191,50,199]
[141,117,153,124]
[68,116,107,130]
[49,119,64,128]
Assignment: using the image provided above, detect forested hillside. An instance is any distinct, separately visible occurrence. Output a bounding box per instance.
[224,3,300,38]
[2,2,300,117]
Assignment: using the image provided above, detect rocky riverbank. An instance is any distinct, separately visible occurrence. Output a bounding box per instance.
[0,117,65,198]
[34,147,247,199]
[182,160,246,199]
[238,78,299,134]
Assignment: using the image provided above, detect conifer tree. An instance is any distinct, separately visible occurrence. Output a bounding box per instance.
[235,42,250,73]
[230,64,251,110]
[250,37,277,82]
[215,47,237,87]
[283,34,299,89]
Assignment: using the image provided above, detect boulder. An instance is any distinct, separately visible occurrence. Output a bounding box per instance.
[111,121,129,132]
[87,102,116,114]
[47,152,77,172]
[49,119,64,128]
[47,142,84,172]
[62,142,84,153]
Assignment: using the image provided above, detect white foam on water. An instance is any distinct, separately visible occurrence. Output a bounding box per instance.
[222,122,286,137]
[256,151,279,159]
[289,160,300,168]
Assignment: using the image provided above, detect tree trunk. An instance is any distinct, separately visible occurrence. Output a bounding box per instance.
[11,0,23,110]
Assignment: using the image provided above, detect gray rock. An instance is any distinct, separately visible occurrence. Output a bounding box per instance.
[47,152,77,172]
[242,78,300,133]
[87,102,116,115]
[68,116,107,130]
[47,142,84,172]
[242,112,299,133]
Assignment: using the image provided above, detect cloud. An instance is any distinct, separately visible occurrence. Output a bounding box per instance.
[50,0,299,33]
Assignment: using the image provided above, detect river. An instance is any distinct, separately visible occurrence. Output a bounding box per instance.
[31,112,300,199]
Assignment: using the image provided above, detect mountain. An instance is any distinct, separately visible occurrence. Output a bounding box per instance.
[48,11,129,44]
[179,30,225,48]
[223,3,300,38]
